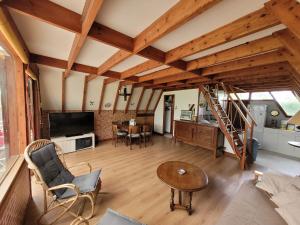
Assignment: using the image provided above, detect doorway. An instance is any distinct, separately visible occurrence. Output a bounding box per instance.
[163,95,175,135]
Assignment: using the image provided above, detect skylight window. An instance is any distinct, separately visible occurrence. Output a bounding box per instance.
[251,92,273,100]
[230,93,250,100]
[271,91,300,117]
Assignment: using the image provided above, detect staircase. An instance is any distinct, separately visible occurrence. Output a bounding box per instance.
[200,83,257,169]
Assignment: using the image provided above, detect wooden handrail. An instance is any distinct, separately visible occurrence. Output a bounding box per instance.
[221,83,251,129]
[228,85,257,126]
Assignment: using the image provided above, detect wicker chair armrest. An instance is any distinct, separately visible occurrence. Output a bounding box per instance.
[67,162,92,173]
[48,183,80,195]
[70,217,89,225]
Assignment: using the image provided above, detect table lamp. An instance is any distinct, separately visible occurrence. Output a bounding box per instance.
[287,110,300,131]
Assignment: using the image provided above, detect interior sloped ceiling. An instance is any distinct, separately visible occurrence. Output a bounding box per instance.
[111,55,148,72]
[86,77,105,111]
[152,0,269,51]
[184,24,286,61]
[139,89,152,111]
[76,39,119,67]
[49,0,86,14]
[65,73,86,111]
[102,81,120,110]
[116,85,132,110]
[128,87,143,110]
[39,65,63,111]
[9,9,75,60]
[95,0,179,37]
[148,90,161,111]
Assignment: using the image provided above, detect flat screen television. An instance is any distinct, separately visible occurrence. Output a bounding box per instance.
[49,112,94,137]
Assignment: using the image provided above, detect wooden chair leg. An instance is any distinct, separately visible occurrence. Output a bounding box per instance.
[130,137,132,150]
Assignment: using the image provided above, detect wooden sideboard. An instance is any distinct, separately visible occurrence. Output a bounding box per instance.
[174,120,223,158]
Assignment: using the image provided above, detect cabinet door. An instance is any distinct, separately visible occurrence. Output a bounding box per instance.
[193,126,215,150]
[175,122,193,142]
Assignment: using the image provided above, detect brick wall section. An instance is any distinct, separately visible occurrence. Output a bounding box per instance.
[41,110,154,141]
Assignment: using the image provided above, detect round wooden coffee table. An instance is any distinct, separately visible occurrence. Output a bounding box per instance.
[157,161,208,215]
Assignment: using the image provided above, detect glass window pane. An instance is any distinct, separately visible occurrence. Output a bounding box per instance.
[271,91,300,116]
[230,93,249,100]
[251,92,273,100]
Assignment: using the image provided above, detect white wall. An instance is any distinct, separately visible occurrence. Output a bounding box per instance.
[85,76,105,111]
[154,89,199,134]
[102,81,120,110]
[116,84,132,110]
[139,89,152,111]
[65,72,86,110]
[39,65,63,110]
[128,87,143,110]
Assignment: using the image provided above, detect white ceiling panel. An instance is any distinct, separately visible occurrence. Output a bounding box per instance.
[9,9,75,60]
[76,39,119,67]
[184,24,286,61]
[110,55,148,72]
[49,0,86,14]
[152,0,269,52]
[136,65,170,77]
[95,0,179,38]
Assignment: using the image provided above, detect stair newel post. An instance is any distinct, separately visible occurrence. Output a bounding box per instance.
[240,129,248,170]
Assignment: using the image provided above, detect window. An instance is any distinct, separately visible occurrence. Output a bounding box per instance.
[251,92,273,100]
[230,92,250,100]
[271,91,300,117]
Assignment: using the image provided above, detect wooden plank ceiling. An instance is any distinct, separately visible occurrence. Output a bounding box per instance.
[2,0,300,104]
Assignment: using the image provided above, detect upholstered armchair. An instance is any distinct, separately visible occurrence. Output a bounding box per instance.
[24,139,102,225]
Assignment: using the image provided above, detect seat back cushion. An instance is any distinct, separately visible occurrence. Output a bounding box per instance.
[30,143,74,197]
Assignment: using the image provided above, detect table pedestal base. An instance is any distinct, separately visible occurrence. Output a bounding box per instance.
[170,189,193,215]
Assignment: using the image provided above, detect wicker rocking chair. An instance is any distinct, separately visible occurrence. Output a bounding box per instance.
[24,139,102,225]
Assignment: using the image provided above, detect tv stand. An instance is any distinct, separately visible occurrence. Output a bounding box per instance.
[51,133,95,154]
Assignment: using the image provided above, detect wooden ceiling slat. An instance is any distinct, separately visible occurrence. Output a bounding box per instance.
[133,0,220,53]
[165,8,280,63]
[202,50,286,76]
[187,35,284,71]
[153,72,208,85]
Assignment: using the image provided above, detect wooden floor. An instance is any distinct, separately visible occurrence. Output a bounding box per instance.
[24,136,263,225]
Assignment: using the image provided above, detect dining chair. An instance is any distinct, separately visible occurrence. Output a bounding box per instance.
[112,124,127,147]
[127,125,141,150]
[141,125,153,147]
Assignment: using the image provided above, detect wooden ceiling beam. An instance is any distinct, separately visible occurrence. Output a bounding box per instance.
[153,72,209,85]
[124,86,135,114]
[30,53,125,79]
[64,0,104,77]
[81,76,88,111]
[112,81,122,114]
[265,0,300,40]
[187,35,284,71]
[202,50,286,76]
[133,0,220,52]
[121,60,163,79]
[165,8,280,63]
[3,0,82,33]
[275,29,300,80]
[89,0,219,80]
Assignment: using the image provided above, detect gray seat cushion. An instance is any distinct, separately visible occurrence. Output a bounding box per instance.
[128,134,140,138]
[141,132,151,136]
[117,131,127,136]
[30,143,74,197]
[60,169,101,199]
[98,208,146,225]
